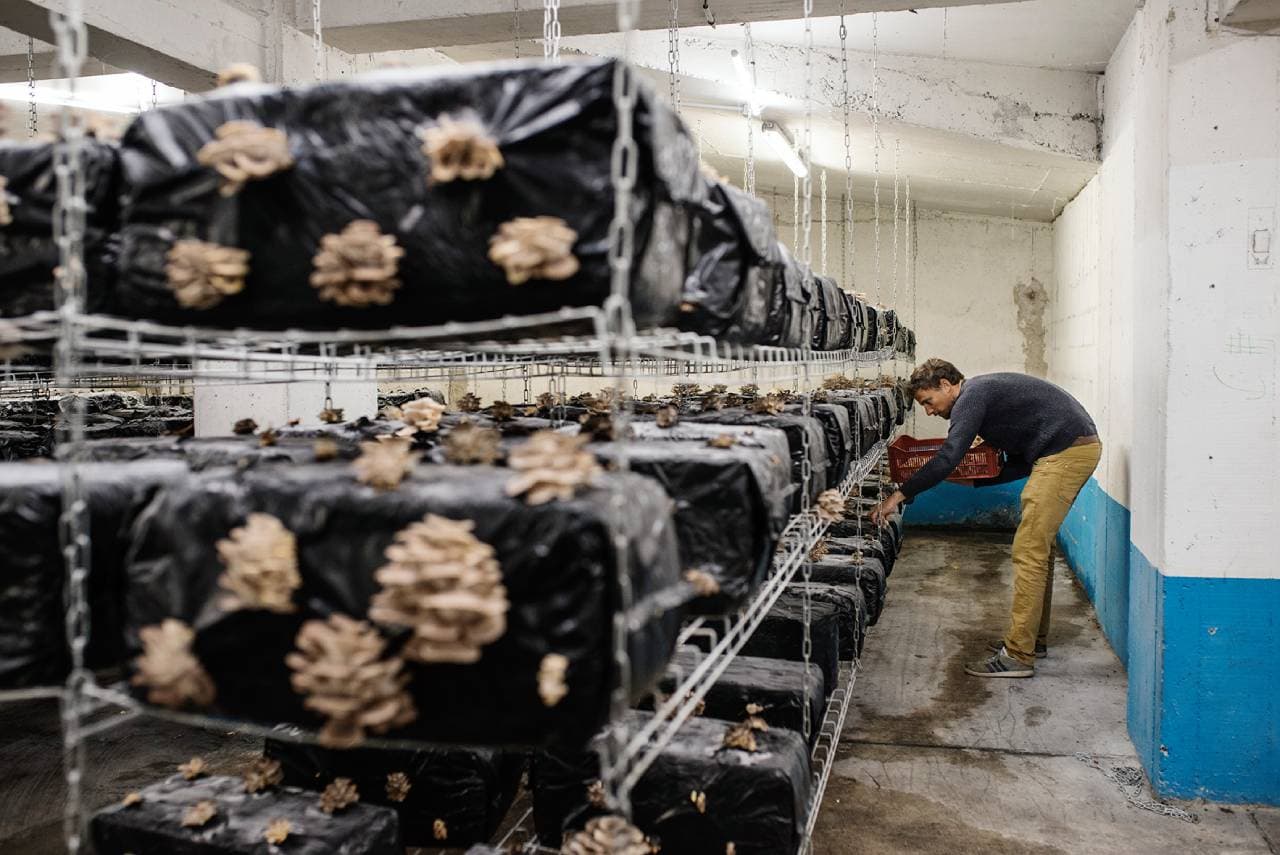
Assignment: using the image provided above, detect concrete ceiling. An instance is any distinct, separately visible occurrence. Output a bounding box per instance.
[687,0,1141,73]
[669,73,1096,222]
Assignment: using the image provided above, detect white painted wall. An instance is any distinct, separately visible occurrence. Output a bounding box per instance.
[1049,12,1140,510]
[1050,0,1280,581]
[774,197,1052,439]
[1161,4,1280,581]
[1048,3,1166,565]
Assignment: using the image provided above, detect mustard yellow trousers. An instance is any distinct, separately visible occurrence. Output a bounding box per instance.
[1003,441,1102,666]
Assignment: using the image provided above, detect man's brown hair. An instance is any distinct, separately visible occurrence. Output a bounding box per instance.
[908,358,965,395]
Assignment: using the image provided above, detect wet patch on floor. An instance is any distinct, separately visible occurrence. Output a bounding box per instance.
[813,773,1068,855]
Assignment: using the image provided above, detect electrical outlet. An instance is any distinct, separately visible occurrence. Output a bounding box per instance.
[1248,207,1275,270]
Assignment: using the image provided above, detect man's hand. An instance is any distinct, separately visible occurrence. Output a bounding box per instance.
[870,490,906,527]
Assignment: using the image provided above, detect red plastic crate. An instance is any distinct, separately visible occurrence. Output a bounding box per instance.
[888,434,1002,483]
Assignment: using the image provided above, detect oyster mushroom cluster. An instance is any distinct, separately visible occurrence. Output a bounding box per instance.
[197,120,293,197]
[285,614,417,748]
[505,431,601,505]
[311,220,404,307]
[215,513,300,613]
[165,239,250,310]
[369,514,509,664]
[488,216,580,285]
[131,619,216,710]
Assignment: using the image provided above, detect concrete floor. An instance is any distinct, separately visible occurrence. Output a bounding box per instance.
[812,530,1280,855]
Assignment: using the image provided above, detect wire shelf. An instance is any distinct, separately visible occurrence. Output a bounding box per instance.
[599,440,888,804]
[800,658,862,854]
[5,309,911,387]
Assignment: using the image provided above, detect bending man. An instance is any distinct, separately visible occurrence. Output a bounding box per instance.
[871,359,1100,679]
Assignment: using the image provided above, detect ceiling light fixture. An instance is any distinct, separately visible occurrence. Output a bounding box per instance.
[729,48,760,116]
[761,120,808,179]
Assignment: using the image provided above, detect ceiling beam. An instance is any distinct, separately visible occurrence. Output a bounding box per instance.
[551,31,1100,162]
[0,0,268,91]
[0,27,123,83]
[317,0,1026,52]
[1220,0,1280,32]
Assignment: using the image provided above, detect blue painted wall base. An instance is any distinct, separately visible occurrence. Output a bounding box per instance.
[1059,477,1280,805]
[902,479,1025,529]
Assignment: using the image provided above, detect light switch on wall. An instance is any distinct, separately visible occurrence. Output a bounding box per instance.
[1248,207,1275,270]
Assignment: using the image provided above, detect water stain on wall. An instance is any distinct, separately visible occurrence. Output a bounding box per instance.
[1014,277,1049,376]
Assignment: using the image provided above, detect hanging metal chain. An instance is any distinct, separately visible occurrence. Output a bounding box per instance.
[820,169,828,276]
[800,0,814,273]
[892,139,900,312]
[601,0,640,815]
[702,0,716,26]
[27,37,38,137]
[799,0,815,748]
[871,13,882,354]
[544,0,562,63]
[50,1,90,849]
[840,2,854,291]
[793,173,799,251]
[151,79,157,109]
[312,0,325,81]
[667,0,681,113]
[514,0,521,59]
[744,23,756,195]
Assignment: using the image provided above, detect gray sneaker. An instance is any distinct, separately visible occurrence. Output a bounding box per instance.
[965,648,1034,678]
[988,639,1047,659]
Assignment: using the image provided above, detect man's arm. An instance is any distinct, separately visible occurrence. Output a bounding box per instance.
[871,400,983,526]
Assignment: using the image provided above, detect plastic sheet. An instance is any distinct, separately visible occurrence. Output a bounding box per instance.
[531,711,811,854]
[787,581,868,660]
[809,277,850,351]
[762,243,813,349]
[263,738,522,847]
[645,647,825,746]
[827,393,881,458]
[682,408,829,511]
[69,435,364,469]
[587,439,786,613]
[680,179,779,344]
[739,591,841,693]
[90,773,402,854]
[809,555,887,626]
[628,420,795,522]
[0,460,190,688]
[826,534,895,576]
[112,58,702,331]
[0,139,120,317]
[125,463,684,748]
[785,402,852,486]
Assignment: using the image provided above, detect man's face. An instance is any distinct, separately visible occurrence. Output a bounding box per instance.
[915,379,958,419]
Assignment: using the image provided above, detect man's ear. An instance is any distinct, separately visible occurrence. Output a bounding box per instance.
[938,379,952,393]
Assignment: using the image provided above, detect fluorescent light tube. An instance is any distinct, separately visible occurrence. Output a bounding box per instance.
[730,49,760,116]
[762,121,808,179]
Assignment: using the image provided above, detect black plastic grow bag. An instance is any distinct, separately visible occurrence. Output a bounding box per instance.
[644,647,825,745]
[111,58,702,331]
[263,738,522,847]
[0,460,190,688]
[124,463,684,748]
[0,139,121,317]
[681,407,829,510]
[587,438,787,613]
[531,711,811,854]
[91,774,402,854]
